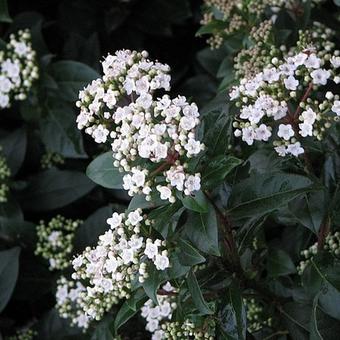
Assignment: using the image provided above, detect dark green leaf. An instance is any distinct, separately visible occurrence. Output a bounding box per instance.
[0,128,27,175]
[202,155,242,189]
[229,173,318,220]
[0,247,20,312]
[19,169,95,211]
[178,239,206,266]
[40,100,87,158]
[184,204,220,256]
[228,283,246,340]
[180,190,209,213]
[50,61,99,101]
[128,193,167,211]
[186,270,213,315]
[86,152,124,189]
[0,0,11,23]
[267,249,296,277]
[142,265,161,305]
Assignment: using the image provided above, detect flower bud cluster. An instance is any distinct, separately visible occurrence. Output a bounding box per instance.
[231,50,340,156]
[71,209,171,321]
[298,231,340,274]
[244,298,273,333]
[0,149,10,203]
[0,30,38,109]
[55,276,90,330]
[7,328,36,340]
[160,318,216,339]
[141,282,177,339]
[35,216,82,271]
[76,50,203,203]
[41,151,65,169]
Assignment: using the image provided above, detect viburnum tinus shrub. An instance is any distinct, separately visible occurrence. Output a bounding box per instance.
[61,2,340,340]
[1,0,340,339]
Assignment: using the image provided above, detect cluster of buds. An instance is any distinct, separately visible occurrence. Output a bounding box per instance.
[35,216,82,271]
[0,29,38,109]
[7,329,37,340]
[160,318,216,339]
[0,148,10,203]
[76,50,203,203]
[231,49,340,156]
[298,231,340,275]
[71,209,170,321]
[234,21,336,82]
[244,298,273,333]
[199,0,295,49]
[41,151,65,169]
[55,276,90,330]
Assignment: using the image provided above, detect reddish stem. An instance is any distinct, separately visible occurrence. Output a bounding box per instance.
[294,82,313,119]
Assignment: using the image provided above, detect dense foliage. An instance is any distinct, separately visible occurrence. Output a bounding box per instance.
[1,0,340,339]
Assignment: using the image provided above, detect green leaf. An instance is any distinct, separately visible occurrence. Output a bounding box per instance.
[50,61,99,101]
[178,239,206,266]
[184,204,220,256]
[229,173,318,220]
[128,193,167,211]
[0,247,20,312]
[91,318,114,340]
[289,191,325,234]
[186,270,213,315]
[0,128,27,175]
[0,218,36,248]
[40,100,87,158]
[0,0,12,23]
[147,201,183,238]
[74,206,115,251]
[267,249,297,277]
[114,292,147,332]
[19,169,95,211]
[334,0,340,6]
[196,20,227,36]
[142,265,161,305]
[180,190,209,213]
[228,283,246,340]
[202,155,242,189]
[86,152,124,189]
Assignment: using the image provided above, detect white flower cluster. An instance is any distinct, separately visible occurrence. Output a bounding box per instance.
[55,276,90,330]
[0,29,38,109]
[244,298,273,333]
[0,149,10,203]
[71,209,170,321]
[7,328,36,340]
[35,216,82,271]
[76,50,203,202]
[231,50,340,157]
[141,282,176,340]
[298,231,340,275]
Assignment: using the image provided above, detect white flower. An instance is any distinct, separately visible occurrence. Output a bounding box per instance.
[277,124,294,141]
[305,54,321,69]
[241,127,255,145]
[284,75,299,91]
[107,212,123,229]
[154,254,170,270]
[92,125,109,143]
[132,169,146,187]
[179,116,196,131]
[105,257,118,273]
[330,56,340,68]
[263,67,280,83]
[311,69,330,85]
[127,210,143,226]
[331,100,340,116]
[144,241,158,259]
[274,145,288,157]
[301,108,316,124]
[255,124,271,141]
[184,175,201,195]
[184,138,202,156]
[287,142,304,156]
[121,248,134,264]
[299,123,313,137]
[157,185,172,200]
[166,168,185,191]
